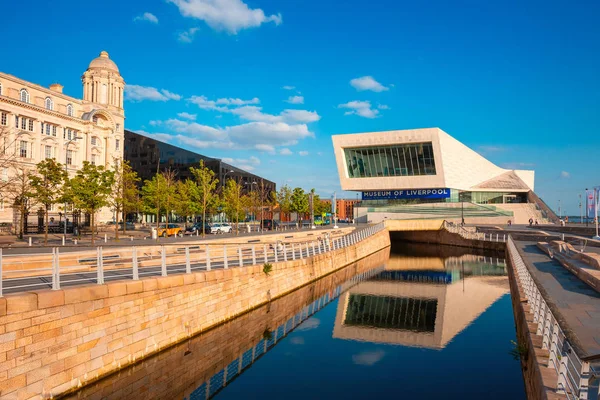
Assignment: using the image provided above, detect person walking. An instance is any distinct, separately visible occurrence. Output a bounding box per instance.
[529,218,533,227]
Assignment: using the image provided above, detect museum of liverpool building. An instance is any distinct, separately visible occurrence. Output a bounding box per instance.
[332,127,557,224]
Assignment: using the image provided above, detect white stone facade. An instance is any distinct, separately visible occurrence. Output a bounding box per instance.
[0,51,125,225]
[331,127,534,194]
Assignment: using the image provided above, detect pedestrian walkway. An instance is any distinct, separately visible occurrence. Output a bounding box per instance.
[513,240,600,361]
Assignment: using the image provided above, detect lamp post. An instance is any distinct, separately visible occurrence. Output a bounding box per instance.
[64,136,83,236]
[558,199,562,219]
[579,194,583,225]
[586,188,589,227]
[594,188,600,240]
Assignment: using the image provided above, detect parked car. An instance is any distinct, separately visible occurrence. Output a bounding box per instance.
[157,223,182,237]
[185,222,212,235]
[260,219,279,230]
[211,223,232,234]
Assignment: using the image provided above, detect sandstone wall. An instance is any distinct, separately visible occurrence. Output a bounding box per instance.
[0,229,390,399]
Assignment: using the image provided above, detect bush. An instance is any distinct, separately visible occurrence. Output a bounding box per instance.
[263,262,273,276]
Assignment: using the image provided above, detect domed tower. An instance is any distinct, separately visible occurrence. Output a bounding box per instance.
[82,51,125,110]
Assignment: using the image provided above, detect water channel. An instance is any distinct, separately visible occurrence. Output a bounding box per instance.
[65,243,525,399]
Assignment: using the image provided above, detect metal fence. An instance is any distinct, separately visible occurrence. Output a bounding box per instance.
[507,236,599,399]
[0,223,386,297]
[444,221,507,242]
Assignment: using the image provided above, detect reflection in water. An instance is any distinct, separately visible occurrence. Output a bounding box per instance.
[333,249,509,349]
[63,250,389,400]
[65,245,523,400]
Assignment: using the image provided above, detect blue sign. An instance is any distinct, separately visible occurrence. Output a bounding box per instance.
[362,188,451,200]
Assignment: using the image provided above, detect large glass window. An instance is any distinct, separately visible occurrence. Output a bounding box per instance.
[344,143,436,178]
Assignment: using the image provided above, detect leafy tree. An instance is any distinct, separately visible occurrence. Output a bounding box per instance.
[174,179,201,229]
[190,160,219,236]
[276,184,292,222]
[30,159,67,245]
[141,169,177,235]
[222,179,244,233]
[69,162,115,245]
[109,159,140,240]
[290,187,309,225]
[8,167,36,239]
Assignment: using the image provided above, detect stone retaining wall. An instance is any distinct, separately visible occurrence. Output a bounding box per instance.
[388,229,506,252]
[0,229,390,399]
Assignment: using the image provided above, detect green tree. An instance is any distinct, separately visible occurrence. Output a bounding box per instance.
[174,179,201,229]
[109,159,140,240]
[276,184,292,222]
[290,187,309,226]
[190,160,219,236]
[141,170,177,235]
[30,159,67,245]
[8,167,36,240]
[69,162,115,245]
[222,179,244,234]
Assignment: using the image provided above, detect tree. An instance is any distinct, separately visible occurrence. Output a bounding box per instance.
[222,179,244,234]
[109,159,140,240]
[141,169,177,236]
[8,167,35,239]
[190,160,219,236]
[276,184,292,222]
[0,126,20,199]
[290,187,309,226]
[29,159,67,245]
[68,162,115,245]
[174,179,201,229]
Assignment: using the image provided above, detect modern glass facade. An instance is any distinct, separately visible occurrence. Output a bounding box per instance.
[344,143,436,178]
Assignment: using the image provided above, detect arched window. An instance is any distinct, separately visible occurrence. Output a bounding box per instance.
[20,89,29,103]
[45,97,53,110]
[66,104,73,117]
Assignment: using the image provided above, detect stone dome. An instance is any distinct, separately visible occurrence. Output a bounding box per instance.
[88,51,119,73]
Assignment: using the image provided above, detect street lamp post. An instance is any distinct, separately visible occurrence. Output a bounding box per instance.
[64,136,83,236]
[579,194,583,225]
[594,188,600,240]
[586,188,589,227]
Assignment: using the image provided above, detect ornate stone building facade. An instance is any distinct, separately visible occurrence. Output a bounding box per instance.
[0,51,125,225]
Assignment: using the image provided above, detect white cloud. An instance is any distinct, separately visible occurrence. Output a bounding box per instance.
[165,118,223,138]
[282,85,295,90]
[298,151,309,156]
[289,336,304,345]
[168,0,282,34]
[286,95,304,104]
[125,85,182,102]
[560,171,570,179]
[226,122,312,146]
[216,97,260,106]
[377,104,390,110]
[352,350,385,366]
[280,109,320,123]
[255,144,275,154]
[149,120,162,126]
[350,76,389,92]
[222,156,260,171]
[338,100,380,119]
[177,112,197,120]
[134,12,159,24]
[178,27,199,43]
[279,148,293,155]
[189,95,220,110]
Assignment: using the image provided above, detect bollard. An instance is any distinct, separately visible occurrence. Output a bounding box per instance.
[252,245,256,265]
[104,234,107,243]
[238,245,243,267]
[97,247,104,284]
[185,246,191,274]
[132,247,139,280]
[130,236,133,241]
[29,237,32,246]
[161,246,167,276]
[223,245,228,269]
[74,239,77,245]
[62,236,65,246]
[206,245,211,271]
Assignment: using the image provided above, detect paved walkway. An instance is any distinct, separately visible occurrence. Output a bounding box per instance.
[514,240,600,360]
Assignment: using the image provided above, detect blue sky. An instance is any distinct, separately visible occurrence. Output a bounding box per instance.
[2,0,599,213]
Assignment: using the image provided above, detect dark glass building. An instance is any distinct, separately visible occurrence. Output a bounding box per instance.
[124,130,276,195]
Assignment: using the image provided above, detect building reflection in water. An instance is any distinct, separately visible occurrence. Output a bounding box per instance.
[333,244,508,349]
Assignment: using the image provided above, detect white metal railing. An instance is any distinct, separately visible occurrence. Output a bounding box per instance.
[507,236,597,399]
[443,221,507,243]
[0,223,386,297]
